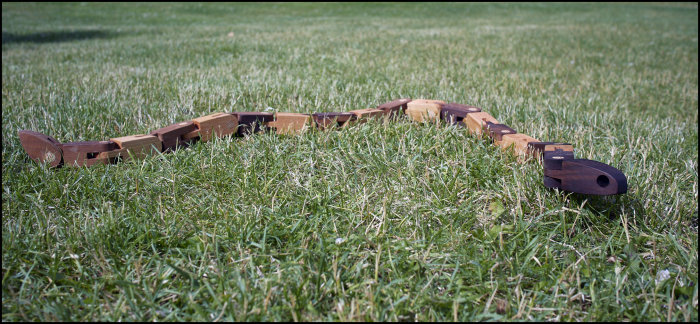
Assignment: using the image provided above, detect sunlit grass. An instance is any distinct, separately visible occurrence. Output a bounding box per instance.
[2,2,697,321]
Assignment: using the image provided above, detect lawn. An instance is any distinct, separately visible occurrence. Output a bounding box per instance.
[2,2,697,321]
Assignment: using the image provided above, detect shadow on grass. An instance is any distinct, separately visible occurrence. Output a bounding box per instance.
[2,30,118,44]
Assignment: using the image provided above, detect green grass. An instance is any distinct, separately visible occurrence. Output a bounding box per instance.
[2,2,697,321]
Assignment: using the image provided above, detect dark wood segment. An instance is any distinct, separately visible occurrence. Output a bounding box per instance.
[61,141,118,167]
[376,98,412,116]
[543,149,628,195]
[150,121,197,152]
[17,130,63,168]
[312,112,357,130]
[483,122,516,142]
[232,112,274,136]
[440,103,482,125]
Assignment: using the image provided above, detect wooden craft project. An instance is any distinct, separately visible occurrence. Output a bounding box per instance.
[267,113,311,135]
[405,99,445,122]
[17,97,628,196]
[185,113,238,142]
[108,134,162,161]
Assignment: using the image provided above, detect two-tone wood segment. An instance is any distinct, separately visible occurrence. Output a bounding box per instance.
[17,97,628,195]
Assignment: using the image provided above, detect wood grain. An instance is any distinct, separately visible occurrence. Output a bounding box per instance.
[484,122,516,142]
[464,112,499,136]
[150,121,197,152]
[267,112,312,135]
[349,108,385,123]
[376,98,412,116]
[440,103,482,125]
[498,133,540,161]
[17,130,63,168]
[184,113,238,142]
[61,141,118,167]
[109,134,162,160]
[405,99,445,122]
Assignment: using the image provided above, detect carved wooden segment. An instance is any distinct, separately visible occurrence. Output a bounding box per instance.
[232,112,274,136]
[185,113,238,142]
[349,108,385,123]
[150,121,197,152]
[498,133,540,158]
[376,98,411,116]
[268,112,311,135]
[109,134,162,160]
[484,122,516,142]
[464,112,499,136]
[543,150,627,195]
[312,112,357,130]
[61,141,118,167]
[405,99,445,122]
[17,130,63,168]
[440,103,482,125]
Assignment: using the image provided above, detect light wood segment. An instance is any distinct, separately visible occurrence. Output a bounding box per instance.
[185,113,238,142]
[349,108,385,122]
[464,112,499,136]
[267,113,311,135]
[499,133,540,161]
[405,99,445,122]
[109,134,162,160]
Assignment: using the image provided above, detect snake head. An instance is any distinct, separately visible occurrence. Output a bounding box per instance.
[18,130,63,168]
[542,149,628,195]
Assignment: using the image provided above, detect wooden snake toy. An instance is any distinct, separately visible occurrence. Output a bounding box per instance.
[18,98,628,196]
